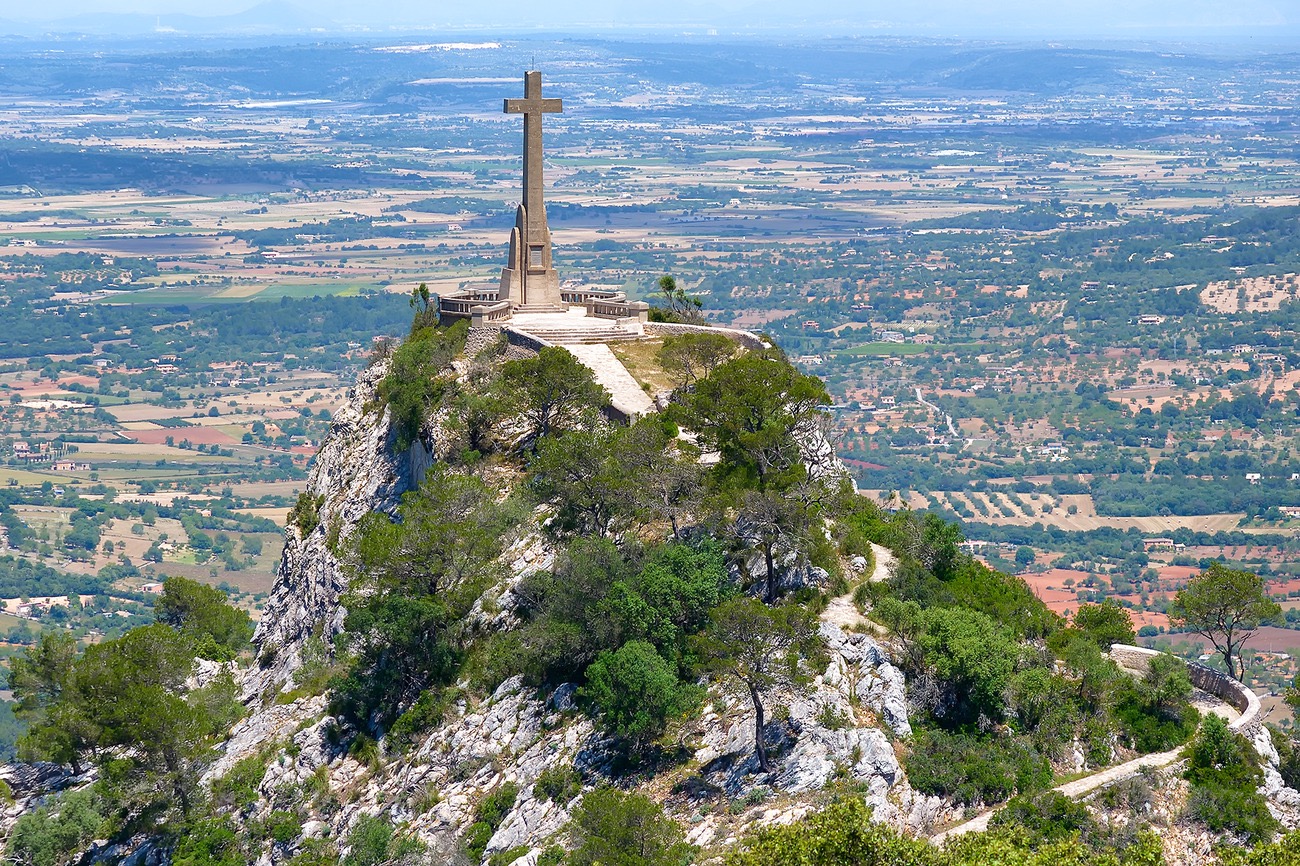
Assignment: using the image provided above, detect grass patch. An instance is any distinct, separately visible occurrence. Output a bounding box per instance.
[835,342,927,357]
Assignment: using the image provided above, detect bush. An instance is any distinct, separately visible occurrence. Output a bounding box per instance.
[260,810,302,844]
[581,640,696,749]
[6,790,104,866]
[1183,714,1277,843]
[989,791,1092,846]
[376,320,467,451]
[172,817,247,866]
[726,796,935,866]
[387,687,454,751]
[568,788,695,866]
[289,492,325,537]
[210,753,267,811]
[904,727,1051,806]
[534,764,582,804]
[1110,654,1197,753]
[342,815,424,866]
[463,782,519,864]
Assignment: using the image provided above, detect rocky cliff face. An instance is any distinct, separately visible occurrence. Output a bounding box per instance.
[247,361,430,699]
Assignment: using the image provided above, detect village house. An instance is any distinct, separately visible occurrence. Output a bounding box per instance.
[52,461,91,472]
[1142,537,1186,552]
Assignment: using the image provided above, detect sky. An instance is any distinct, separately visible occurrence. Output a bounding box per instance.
[4,0,1298,42]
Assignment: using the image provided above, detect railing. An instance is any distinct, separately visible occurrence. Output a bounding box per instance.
[562,287,623,305]
[587,300,650,322]
[470,301,513,327]
[438,288,501,319]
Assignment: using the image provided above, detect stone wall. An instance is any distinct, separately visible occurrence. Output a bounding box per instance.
[644,321,767,351]
[1109,643,1261,736]
[502,326,555,353]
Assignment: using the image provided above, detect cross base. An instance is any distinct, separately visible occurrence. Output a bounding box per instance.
[499,265,563,312]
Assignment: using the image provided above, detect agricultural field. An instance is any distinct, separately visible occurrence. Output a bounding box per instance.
[0,36,1299,660]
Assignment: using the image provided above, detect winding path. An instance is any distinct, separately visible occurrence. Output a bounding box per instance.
[814,549,1263,848]
[930,649,1257,845]
[821,543,895,631]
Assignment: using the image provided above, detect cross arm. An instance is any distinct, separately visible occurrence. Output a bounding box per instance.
[504,98,563,114]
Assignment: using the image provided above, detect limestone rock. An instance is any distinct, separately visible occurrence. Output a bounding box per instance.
[246,360,432,698]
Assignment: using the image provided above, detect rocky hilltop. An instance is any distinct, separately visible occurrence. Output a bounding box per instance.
[8,321,1300,866]
[220,338,947,863]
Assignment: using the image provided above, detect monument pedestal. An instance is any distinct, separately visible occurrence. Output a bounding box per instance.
[500,267,564,312]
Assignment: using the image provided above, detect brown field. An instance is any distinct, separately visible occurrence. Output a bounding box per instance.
[1201,273,1298,313]
[126,427,240,446]
[885,489,1251,534]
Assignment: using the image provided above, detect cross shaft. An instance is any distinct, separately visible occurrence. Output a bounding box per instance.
[504,71,562,234]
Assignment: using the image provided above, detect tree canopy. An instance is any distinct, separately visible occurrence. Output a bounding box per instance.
[1169,562,1280,681]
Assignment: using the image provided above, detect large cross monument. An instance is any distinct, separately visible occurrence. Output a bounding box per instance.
[499,70,564,311]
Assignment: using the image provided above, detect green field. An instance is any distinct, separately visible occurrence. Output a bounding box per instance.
[836,342,928,357]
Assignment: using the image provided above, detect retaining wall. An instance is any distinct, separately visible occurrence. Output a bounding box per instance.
[643,321,767,351]
[1109,643,1261,736]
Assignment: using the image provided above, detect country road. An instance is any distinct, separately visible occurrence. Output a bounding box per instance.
[916,388,959,438]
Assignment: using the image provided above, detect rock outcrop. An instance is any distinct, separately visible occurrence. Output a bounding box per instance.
[247,361,430,698]
[219,351,935,862]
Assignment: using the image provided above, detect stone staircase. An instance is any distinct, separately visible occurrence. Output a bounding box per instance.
[513,325,641,344]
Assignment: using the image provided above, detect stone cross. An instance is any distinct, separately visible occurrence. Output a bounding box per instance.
[498,70,565,309]
[505,70,562,240]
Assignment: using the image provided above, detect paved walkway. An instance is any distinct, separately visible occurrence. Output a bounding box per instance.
[930,690,1241,844]
[562,342,656,419]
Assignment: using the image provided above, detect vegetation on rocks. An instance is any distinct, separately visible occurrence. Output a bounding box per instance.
[5,311,1298,866]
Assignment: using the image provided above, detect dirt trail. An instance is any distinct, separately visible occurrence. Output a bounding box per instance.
[821,542,895,631]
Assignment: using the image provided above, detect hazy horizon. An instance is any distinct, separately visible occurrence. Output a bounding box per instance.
[2,0,1297,45]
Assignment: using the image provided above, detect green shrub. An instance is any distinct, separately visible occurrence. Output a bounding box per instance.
[286,839,341,866]
[210,753,267,811]
[726,796,934,866]
[342,815,424,866]
[376,320,467,450]
[348,733,380,768]
[989,791,1092,846]
[463,782,519,864]
[488,846,531,866]
[1273,726,1300,790]
[534,764,582,804]
[1219,830,1300,865]
[569,788,695,866]
[1183,714,1277,843]
[904,727,1051,806]
[289,492,326,537]
[581,640,696,749]
[537,846,566,866]
[172,817,247,866]
[6,790,105,866]
[387,687,454,751]
[262,810,302,844]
